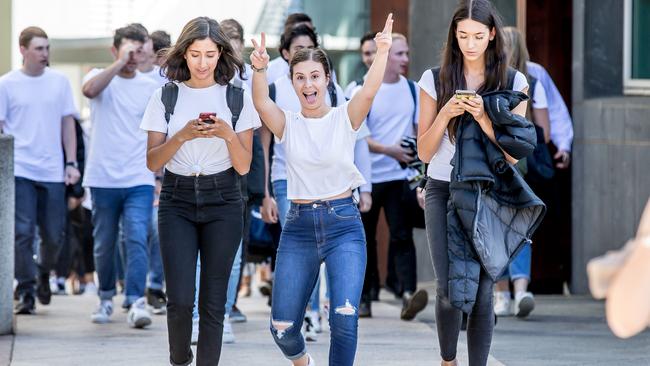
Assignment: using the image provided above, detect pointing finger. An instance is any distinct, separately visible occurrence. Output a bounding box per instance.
[382,13,393,34]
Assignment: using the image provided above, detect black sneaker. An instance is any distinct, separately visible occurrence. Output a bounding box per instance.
[146,288,167,315]
[259,280,272,297]
[359,301,372,318]
[15,293,36,315]
[36,273,52,305]
[400,289,428,321]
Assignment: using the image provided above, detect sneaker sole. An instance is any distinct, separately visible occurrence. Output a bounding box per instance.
[91,316,110,324]
[130,317,152,328]
[230,316,247,323]
[516,297,535,318]
[401,290,429,321]
[15,307,35,315]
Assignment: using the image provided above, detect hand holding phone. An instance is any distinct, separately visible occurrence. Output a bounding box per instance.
[455,89,477,99]
[198,112,217,124]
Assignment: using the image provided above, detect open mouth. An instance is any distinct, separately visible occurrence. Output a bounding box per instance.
[303,91,318,104]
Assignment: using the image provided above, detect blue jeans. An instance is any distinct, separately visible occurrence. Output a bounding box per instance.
[273,179,321,311]
[91,186,153,305]
[14,178,66,295]
[193,242,242,320]
[270,197,366,366]
[148,206,165,290]
[500,242,532,281]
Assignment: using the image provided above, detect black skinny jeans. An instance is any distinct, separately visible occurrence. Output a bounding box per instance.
[158,169,243,366]
[424,178,494,366]
[361,179,417,298]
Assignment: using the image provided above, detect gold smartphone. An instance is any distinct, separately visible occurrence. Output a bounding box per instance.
[455,89,477,99]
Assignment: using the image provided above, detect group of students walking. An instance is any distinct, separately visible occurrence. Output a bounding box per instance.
[3,0,578,364]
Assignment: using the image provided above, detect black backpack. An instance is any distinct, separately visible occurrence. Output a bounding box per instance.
[161,79,244,127]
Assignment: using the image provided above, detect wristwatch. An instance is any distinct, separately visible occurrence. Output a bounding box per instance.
[65,161,79,169]
[251,64,267,73]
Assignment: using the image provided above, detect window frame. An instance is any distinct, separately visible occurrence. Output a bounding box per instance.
[624,0,650,95]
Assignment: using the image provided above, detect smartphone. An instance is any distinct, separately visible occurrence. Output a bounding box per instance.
[198,112,216,124]
[455,89,477,99]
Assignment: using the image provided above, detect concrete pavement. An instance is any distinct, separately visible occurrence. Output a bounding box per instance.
[2,287,650,365]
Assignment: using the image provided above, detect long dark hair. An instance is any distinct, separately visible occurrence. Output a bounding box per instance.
[161,17,244,85]
[438,0,508,141]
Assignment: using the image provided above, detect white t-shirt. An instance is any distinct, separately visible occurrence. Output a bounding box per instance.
[140,65,168,87]
[82,68,159,188]
[358,76,419,183]
[267,57,289,86]
[279,102,366,200]
[140,82,261,176]
[418,69,528,182]
[0,68,78,182]
[270,75,359,182]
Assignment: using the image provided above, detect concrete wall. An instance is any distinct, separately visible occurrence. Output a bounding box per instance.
[0,136,15,335]
[571,0,650,293]
[0,0,11,75]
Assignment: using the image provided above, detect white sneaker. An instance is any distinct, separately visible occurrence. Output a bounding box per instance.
[306,310,322,333]
[83,282,97,297]
[191,317,199,345]
[494,291,513,316]
[303,316,318,342]
[222,315,235,344]
[514,291,535,318]
[291,354,315,366]
[91,299,113,324]
[127,297,152,328]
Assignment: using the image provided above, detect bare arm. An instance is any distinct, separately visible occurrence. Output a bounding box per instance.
[82,42,136,98]
[222,127,254,175]
[532,107,551,143]
[61,115,80,185]
[417,89,465,162]
[250,33,286,139]
[259,125,279,223]
[348,14,393,129]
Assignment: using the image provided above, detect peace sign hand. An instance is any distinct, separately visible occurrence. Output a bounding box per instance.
[374,13,394,54]
[250,32,270,70]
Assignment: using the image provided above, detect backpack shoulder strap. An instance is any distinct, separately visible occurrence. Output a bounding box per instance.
[506,66,518,91]
[431,66,441,99]
[161,82,179,124]
[527,74,538,98]
[327,80,338,107]
[226,81,245,131]
[406,79,417,124]
[268,83,276,102]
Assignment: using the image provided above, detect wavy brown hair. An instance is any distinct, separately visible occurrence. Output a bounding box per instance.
[160,17,244,85]
[438,0,508,141]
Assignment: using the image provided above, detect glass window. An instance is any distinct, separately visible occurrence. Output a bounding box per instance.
[624,0,650,94]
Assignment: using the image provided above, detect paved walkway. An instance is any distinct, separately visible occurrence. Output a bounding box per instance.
[2,287,650,365]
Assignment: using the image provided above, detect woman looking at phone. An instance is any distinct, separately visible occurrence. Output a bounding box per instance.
[417,1,530,365]
[140,17,260,366]
[249,13,394,366]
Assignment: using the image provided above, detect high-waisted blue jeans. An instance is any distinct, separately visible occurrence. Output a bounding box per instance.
[270,197,366,366]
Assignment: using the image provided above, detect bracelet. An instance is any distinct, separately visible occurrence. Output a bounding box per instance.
[65,161,79,169]
[251,65,267,73]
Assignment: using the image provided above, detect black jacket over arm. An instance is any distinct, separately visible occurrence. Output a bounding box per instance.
[447,89,546,313]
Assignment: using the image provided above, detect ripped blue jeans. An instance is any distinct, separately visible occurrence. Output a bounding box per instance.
[270,197,366,366]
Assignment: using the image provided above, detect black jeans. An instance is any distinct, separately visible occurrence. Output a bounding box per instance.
[14,177,66,295]
[425,178,494,366]
[361,179,417,298]
[158,169,243,366]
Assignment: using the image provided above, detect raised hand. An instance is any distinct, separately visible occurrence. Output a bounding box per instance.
[118,40,139,64]
[250,32,270,70]
[374,13,393,54]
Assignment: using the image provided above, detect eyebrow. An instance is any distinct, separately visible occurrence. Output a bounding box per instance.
[188,49,218,52]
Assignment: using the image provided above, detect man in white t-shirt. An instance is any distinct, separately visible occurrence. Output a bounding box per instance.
[0,27,80,315]
[139,30,170,87]
[356,34,428,320]
[82,24,159,328]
